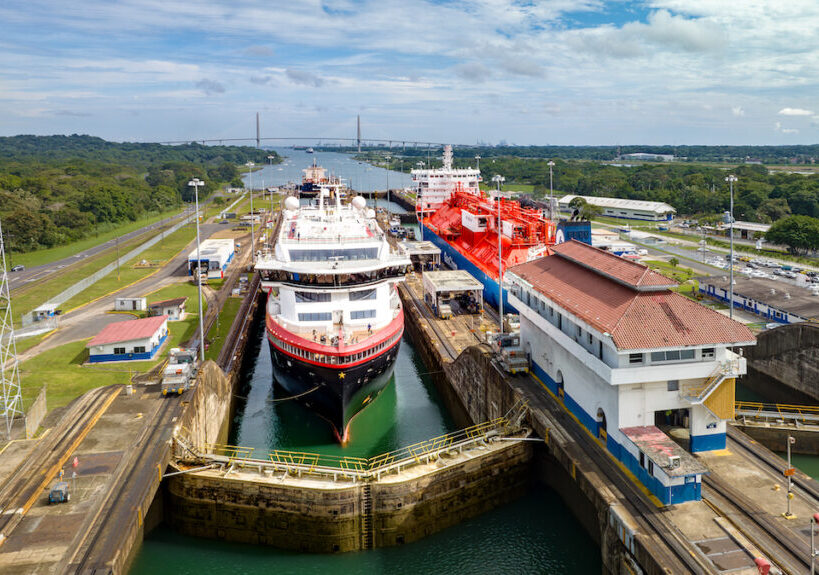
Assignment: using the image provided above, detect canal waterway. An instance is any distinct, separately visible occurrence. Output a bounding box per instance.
[129,314,602,574]
[129,149,601,573]
[244,147,413,194]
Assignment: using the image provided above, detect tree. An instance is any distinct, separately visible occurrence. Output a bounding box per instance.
[756,197,791,223]
[765,215,819,254]
[669,257,679,268]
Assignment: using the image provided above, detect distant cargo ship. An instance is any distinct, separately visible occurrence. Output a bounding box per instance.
[300,158,347,198]
[255,191,410,443]
[412,145,590,311]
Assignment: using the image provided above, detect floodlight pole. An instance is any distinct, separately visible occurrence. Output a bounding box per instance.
[548,160,555,217]
[493,174,506,333]
[246,162,256,264]
[725,175,737,320]
[187,179,206,362]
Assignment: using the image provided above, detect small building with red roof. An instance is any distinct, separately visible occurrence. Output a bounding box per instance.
[86,315,169,363]
[507,240,756,505]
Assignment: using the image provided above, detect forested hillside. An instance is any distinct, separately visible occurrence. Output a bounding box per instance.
[0,135,277,252]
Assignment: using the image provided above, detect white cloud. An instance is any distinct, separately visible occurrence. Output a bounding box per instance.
[732,106,744,117]
[778,107,814,116]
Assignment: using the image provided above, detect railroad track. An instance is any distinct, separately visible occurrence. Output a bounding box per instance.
[727,425,819,502]
[515,374,714,573]
[63,393,181,574]
[702,475,807,575]
[0,386,121,547]
[401,283,460,361]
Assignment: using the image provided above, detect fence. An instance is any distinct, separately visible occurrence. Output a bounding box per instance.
[24,385,47,439]
[20,213,194,325]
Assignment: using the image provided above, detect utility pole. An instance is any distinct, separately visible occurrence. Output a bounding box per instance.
[256,112,260,148]
[357,115,361,153]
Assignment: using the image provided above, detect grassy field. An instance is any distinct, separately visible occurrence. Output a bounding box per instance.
[60,225,197,313]
[204,296,243,362]
[10,230,165,322]
[11,208,183,269]
[19,311,202,411]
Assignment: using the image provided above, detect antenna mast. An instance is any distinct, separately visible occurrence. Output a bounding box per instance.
[0,217,24,440]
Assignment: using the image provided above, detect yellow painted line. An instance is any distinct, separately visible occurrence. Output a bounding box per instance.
[531,373,665,508]
[21,387,121,517]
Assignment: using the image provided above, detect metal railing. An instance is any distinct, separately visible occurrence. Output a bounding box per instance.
[680,359,739,403]
[180,411,527,482]
[735,401,819,425]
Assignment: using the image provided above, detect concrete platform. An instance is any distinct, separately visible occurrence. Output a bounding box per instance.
[0,387,174,575]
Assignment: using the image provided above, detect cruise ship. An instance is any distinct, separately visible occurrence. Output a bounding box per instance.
[412,146,591,312]
[255,191,411,443]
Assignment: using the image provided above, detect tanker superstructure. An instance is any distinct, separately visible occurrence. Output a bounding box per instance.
[412,146,590,312]
[255,191,410,443]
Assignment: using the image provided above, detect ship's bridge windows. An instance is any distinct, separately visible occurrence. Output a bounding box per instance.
[289,248,379,262]
[298,312,332,322]
[350,288,377,301]
[295,291,331,303]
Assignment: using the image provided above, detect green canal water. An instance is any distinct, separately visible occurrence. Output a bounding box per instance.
[129,316,602,573]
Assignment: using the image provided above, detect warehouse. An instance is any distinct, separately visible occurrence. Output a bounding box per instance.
[698,276,819,324]
[86,315,169,363]
[558,195,676,221]
[188,239,235,278]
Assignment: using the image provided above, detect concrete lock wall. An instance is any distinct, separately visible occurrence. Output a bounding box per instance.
[177,360,234,449]
[164,440,532,553]
[743,323,819,403]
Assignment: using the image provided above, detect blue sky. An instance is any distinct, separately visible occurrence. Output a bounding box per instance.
[0,0,817,145]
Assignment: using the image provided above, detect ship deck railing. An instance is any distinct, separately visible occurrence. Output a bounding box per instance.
[179,416,526,482]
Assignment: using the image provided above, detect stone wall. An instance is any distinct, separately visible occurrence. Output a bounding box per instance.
[165,440,532,553]
[743,323,819,403]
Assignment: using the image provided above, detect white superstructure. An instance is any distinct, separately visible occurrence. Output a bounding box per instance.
[411,145,481,215]
[256,192,410,344]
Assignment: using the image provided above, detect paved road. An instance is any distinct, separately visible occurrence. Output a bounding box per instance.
[7,210,191,292]
[17,223,229,360]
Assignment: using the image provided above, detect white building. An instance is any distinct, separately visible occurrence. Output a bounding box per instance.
[621,153,675,162]
[87,315,169,363]
[114,297,147,312]
[507,241,755,505]
[148,297,188,321]
[559,195,676,221]
[188,238,235,278]
[411,145,481,216]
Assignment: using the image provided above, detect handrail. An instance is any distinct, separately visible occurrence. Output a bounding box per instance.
[681,359,739,402]
[183,416,519,481]
[735,401,819,422]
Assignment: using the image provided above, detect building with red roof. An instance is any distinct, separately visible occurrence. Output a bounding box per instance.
[86,315,169,363]
[507,241,756,505]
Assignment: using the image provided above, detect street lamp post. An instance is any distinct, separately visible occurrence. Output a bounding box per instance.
[725,175,738,320]
[417,161,425,241]
[385,155,391,209]
[475,155,481,175]
[187,178,206,363]
[547,160,556,217]
[492,174,506,333]
[246,162,256,264]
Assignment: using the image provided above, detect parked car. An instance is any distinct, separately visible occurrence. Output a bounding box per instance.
[11,265,24,272]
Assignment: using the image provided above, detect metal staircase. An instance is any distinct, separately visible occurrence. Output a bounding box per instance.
[680,360,739,405]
